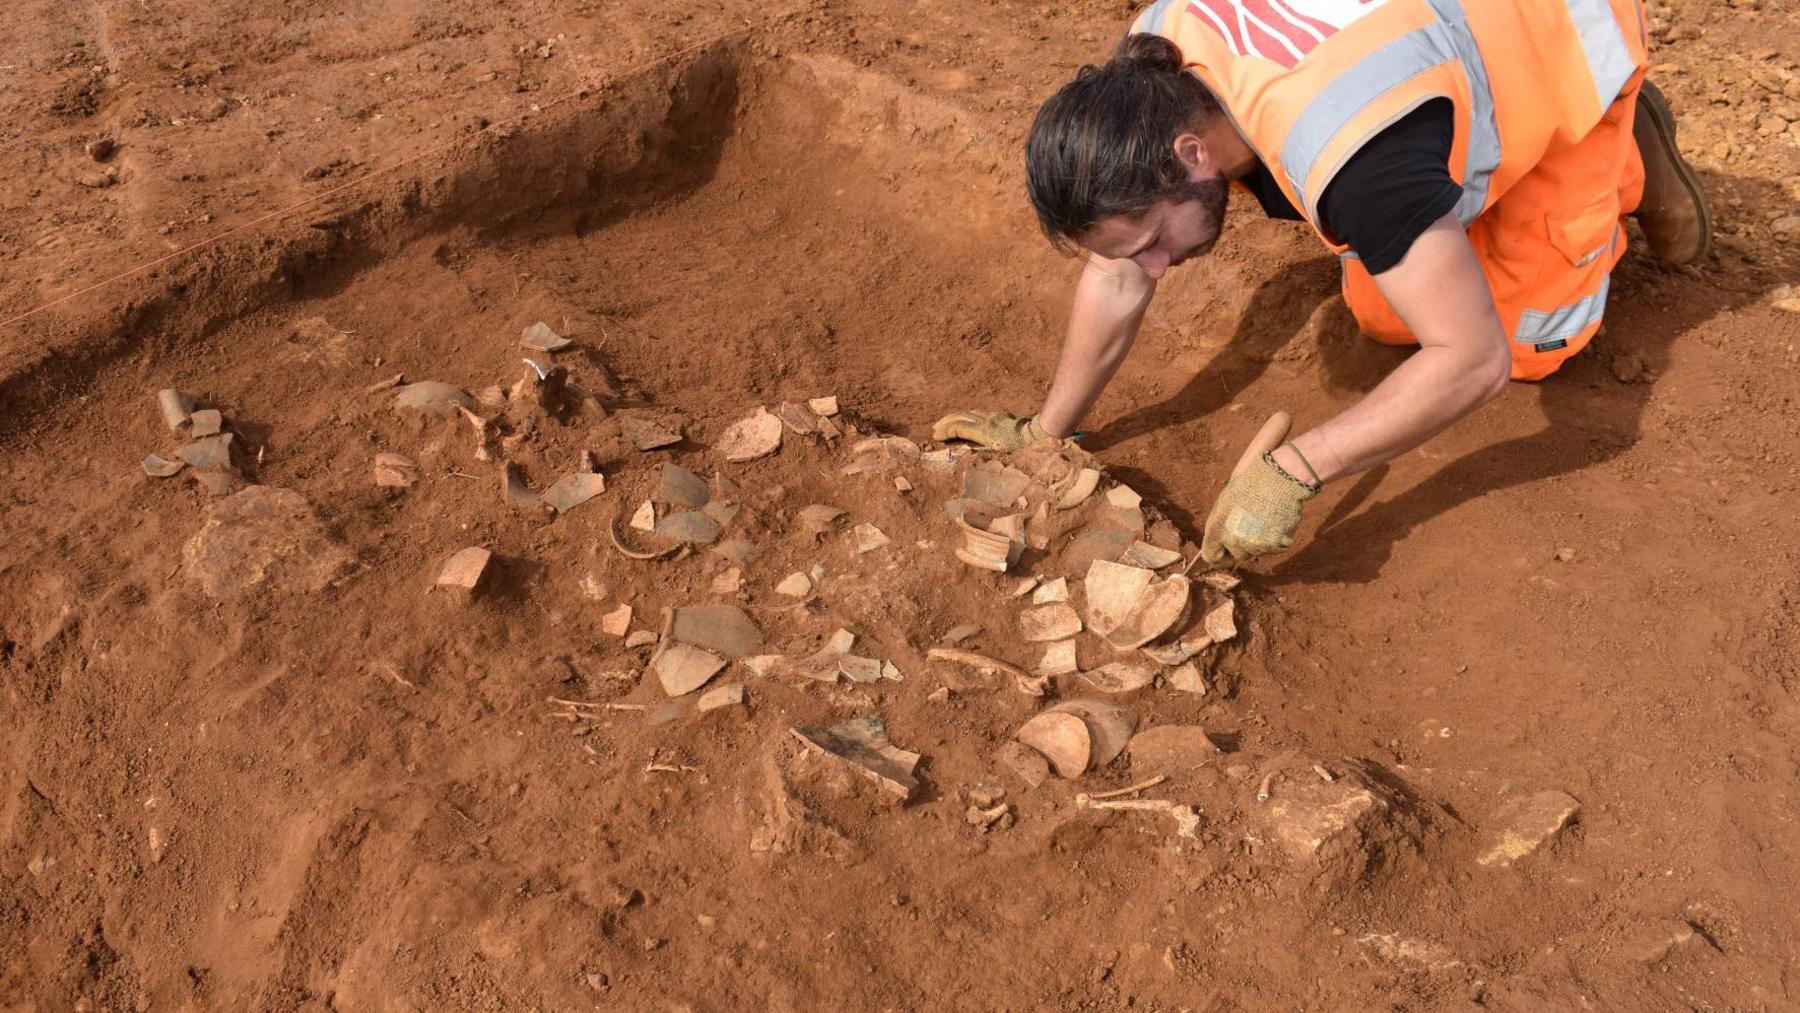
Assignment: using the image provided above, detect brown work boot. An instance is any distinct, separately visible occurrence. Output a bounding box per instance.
[1631,80,1712,265]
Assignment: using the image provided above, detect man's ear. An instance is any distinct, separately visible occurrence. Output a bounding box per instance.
[1172,131,1213,180]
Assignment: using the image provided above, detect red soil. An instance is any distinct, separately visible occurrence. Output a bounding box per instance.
[3,0,1798,1009]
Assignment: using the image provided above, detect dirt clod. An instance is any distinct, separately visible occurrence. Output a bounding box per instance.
[183,486,352,599]
[1127,726,1216,774]
[854,522,890,552]
[372,452,419,487]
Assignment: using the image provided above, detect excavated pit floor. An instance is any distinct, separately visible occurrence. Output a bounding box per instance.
[1,51,1295,1010]
[7,37,1799,1013]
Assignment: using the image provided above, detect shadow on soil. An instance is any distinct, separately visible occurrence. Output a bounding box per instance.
[1086,169,1787,585]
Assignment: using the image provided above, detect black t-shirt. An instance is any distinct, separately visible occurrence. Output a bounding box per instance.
[1240,98,1462,274]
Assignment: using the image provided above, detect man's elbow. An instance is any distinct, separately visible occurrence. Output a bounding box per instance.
[1473,343,1512,403]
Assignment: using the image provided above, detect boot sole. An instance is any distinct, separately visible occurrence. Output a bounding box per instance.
[1636,80,1713,264]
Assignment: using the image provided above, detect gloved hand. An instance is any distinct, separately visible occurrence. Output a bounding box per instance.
[1199,453,1317,566]
[931,409,1052,452]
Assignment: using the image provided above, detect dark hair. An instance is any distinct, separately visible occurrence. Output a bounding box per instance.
[1025,33,1221,252]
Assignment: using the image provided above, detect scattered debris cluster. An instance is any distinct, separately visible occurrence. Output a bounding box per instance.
[138,317,1584,868]
[142,388,247,495]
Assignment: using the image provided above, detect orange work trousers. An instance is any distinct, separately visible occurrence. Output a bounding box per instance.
[1339,1,1650,382]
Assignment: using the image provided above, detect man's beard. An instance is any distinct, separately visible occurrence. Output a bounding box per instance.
[1169,176,1228,265]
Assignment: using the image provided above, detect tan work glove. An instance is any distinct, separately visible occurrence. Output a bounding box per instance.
[931,409,1051,452]
[1199,454,1317,566]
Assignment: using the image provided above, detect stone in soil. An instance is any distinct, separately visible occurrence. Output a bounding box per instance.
[1625,919,1716,963]
[1261,770,1417,888]
[854,523,890,553]
[1476,789,1581,867]
[183,486,353,600]
[435,547,493,601]
[716,406,783,462]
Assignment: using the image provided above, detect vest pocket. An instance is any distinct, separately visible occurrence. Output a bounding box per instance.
[1546,195,1621,269]
[1512,195,1622,357]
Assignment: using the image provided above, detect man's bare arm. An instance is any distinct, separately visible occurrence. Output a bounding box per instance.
[1271,213,1512,485]
[1035,254,1158,436]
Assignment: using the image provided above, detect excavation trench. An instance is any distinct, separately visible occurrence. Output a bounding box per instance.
[0,48,1305,1011]
[2,45,1058,438]
[5,4,1797,1009]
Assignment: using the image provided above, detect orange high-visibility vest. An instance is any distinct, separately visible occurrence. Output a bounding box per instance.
[1132,0,1650,378]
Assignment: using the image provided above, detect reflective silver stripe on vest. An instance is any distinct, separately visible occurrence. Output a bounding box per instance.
[1424,0,1500,224]
[1217,0,1631,229]
[1132,0,1181,35]
[1515,274,1611,346]
[1279,3,1500,227]
[1280,24,1457,220]
[1565,0,1637,110]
